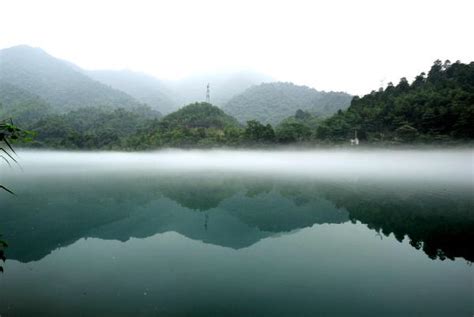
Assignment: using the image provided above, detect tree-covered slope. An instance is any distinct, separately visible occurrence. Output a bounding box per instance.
[87,70,178,114]
[317,60,474,142]
[25,106,161,149]
[0,82,53,125]
[223,82,352,125]
[0,45,141,112]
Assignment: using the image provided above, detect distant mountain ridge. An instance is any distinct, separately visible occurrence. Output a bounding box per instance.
[86,69,177,114]
[0,45,142,112]
[87,70,274,112]
[222,82,352,125]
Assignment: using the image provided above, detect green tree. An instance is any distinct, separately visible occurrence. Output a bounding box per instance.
[276,122,311,143]
[244,120,276,144]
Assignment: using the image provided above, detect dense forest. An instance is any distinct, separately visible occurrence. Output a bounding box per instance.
[317,60,474,142]
[6,102,322,149]
[28,106,161,149]
[1,45,473,149]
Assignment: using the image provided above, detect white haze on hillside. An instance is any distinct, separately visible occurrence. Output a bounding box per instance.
[1,0,473,95]
[5,150,473,188]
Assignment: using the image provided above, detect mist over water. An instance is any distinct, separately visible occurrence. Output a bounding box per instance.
[8,148,473,185]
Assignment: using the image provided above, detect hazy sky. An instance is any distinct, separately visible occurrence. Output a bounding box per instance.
[1,0,473,95]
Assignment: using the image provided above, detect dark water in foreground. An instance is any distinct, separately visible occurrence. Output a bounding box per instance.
[0,150,473,316]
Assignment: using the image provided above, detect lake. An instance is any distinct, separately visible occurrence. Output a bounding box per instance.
[0,149,473,316]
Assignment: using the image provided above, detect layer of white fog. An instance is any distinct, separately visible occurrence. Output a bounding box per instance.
[4,149,472,187]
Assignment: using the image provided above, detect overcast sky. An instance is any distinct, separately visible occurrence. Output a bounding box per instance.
[1,0,473,95]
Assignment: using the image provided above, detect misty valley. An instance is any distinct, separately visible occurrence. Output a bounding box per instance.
[0,150,472,316]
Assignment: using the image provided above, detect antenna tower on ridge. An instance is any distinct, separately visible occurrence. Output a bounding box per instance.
[206,83,210,103]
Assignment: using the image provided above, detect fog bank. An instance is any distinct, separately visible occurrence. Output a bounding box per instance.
[1,149,470,186]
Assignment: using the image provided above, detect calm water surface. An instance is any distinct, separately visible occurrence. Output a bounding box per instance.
[0,150,473,316]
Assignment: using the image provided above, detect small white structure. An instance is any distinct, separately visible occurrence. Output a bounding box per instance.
[350,130,359,146]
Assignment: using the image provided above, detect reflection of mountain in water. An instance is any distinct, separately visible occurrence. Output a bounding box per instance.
[0,175,349,262]
[0,173,472,263]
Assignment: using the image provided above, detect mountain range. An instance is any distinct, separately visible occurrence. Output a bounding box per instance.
[2,45,471,147]
[0,45,351,120]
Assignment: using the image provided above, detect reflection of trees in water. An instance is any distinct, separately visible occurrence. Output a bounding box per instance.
[157,177,275,211]
[312,182,474,262]
[158,176,348,232]
[224,191,348,232]
[155,176,348,234]
[0,175,350,262]
[1,173,472,263]
[114,175,474,261]
[347,196,473,261]
[157,177,240,211]
[231,178,474,262]
[244,179,274,198]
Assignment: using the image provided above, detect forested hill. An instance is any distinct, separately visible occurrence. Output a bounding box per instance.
[126,103,241,148]
[317,60,474,142]
[159,102,239,129]
[222,82,352,125]
[0,45,141,112]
